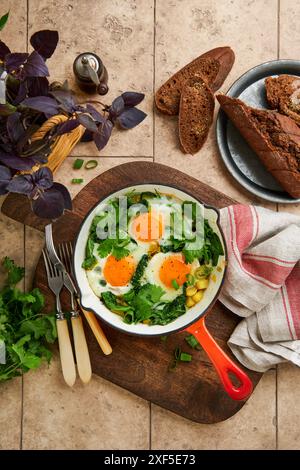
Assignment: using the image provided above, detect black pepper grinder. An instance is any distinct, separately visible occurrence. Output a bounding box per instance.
[73,52,109,95]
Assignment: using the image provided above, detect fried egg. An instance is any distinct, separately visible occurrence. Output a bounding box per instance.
[145,252,199,301]
[86,242,148,297]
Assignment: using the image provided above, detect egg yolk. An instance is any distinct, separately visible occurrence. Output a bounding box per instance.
[103,255,135,286]
[159,254,191,289]
[132,211,164,242]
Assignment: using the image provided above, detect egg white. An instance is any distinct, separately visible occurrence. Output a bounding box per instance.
[86,240,149,298]
[144,252,200,301]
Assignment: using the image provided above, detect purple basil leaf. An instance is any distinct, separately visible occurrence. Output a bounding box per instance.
[31,188,65,219]
[32,167,53,190]
[56,119,80,135]
[93,119,113,151]
[0,165,11,195]
[32,153,49,164]
[117,107,147,129]
[0,40,10,60]
[7,112,24,143]
[5,53,28,73]
[121,92,145,107]
[109,96,125,118]
[0,151,36,170]
[85,103,105,123]
[50,89,76,113]
[7,174,33,195]
[52,182,72,211]
[77,114,98,133]
[80,129,93,142]
[12,80,28,105]
[22,96,59,116]
[27,76,49,97]
[24,51,49,77]
[30,30,59,60]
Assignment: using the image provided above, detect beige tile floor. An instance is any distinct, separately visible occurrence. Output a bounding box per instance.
[0,0,299,450]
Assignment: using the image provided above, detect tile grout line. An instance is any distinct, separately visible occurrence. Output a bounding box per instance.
[149,0,156,449]
[20,0,30,452]
[152,0,156,165]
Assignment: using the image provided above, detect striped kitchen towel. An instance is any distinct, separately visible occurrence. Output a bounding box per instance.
[219,205,300,372]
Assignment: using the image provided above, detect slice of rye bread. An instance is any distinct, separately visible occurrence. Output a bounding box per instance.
[179,78,215,154]
[217,94,300,198]
[265,75,300,125]
[155,47,235,115]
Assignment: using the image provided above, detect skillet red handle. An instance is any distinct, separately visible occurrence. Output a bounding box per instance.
[186,317,253,401]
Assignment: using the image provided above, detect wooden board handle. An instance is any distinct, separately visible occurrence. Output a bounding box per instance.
[71,316,92,384]
[56,319,76,386]
[80,307,112,356]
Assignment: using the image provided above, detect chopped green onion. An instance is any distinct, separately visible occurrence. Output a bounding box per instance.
[180,352,192,362]
[174,346,181,360]
[85,159,98,170]
[99,279,107,286]
[73,158,84,169]
[185,334,201,350]
[186,273,195,286]
[171,279,180,290]
[71,178,84,184]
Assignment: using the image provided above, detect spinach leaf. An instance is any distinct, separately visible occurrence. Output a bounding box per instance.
[131,254,149,288]
[82,238,97,270]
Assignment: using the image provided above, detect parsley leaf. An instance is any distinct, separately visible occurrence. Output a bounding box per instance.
[2,257,25,285]
[0,258,57,382]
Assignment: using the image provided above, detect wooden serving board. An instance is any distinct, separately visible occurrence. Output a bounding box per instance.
[1,162,262,423]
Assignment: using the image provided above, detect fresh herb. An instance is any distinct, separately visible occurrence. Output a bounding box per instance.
[73,158,84,170]
[150,292,186,326]
[97,236,131,261]
[186,273,195,286]
[169,347,181,371]
[194,265,213,279]
[0,257,57,382]
[85,159,98,170]
[2,257,25,285]
[180,352,192,362]
[0,17,147,220]
[131,254,149,288]
[99,279,107,287]
[171,279,179,290]
[185,334,201,350]
[0,11,9,31]
[101,291,133,316]
[71,178,83,184]
[183,220,224,265]
[81,238,97,270]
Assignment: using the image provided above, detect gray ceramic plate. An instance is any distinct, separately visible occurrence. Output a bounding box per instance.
[216,59,300,203]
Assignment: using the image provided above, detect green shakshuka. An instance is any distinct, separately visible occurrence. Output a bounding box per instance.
[82,190,224,325]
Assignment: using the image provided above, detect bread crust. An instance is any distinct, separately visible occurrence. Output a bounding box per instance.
[155,47,235,116]
[179,78,215,154]
[217,94,300,198]
[265,75,300,125]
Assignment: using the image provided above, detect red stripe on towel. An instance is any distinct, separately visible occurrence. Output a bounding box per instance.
[242,258,292,287]
[285,264,300,338]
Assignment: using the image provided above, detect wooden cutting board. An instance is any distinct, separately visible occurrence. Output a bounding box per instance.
[1,162,262,423]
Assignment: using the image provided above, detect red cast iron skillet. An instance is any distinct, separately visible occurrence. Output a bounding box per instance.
[73,183,253,401]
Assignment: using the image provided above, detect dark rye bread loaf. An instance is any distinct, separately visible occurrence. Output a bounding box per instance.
[155,47,235,115]
[265,75,300,125]
[179,78,215,154]
[217,94,300,198]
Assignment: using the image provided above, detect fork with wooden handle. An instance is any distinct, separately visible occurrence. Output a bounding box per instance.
[42,249,76,387]
[59,241,112,356]
[58,244,92,383]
